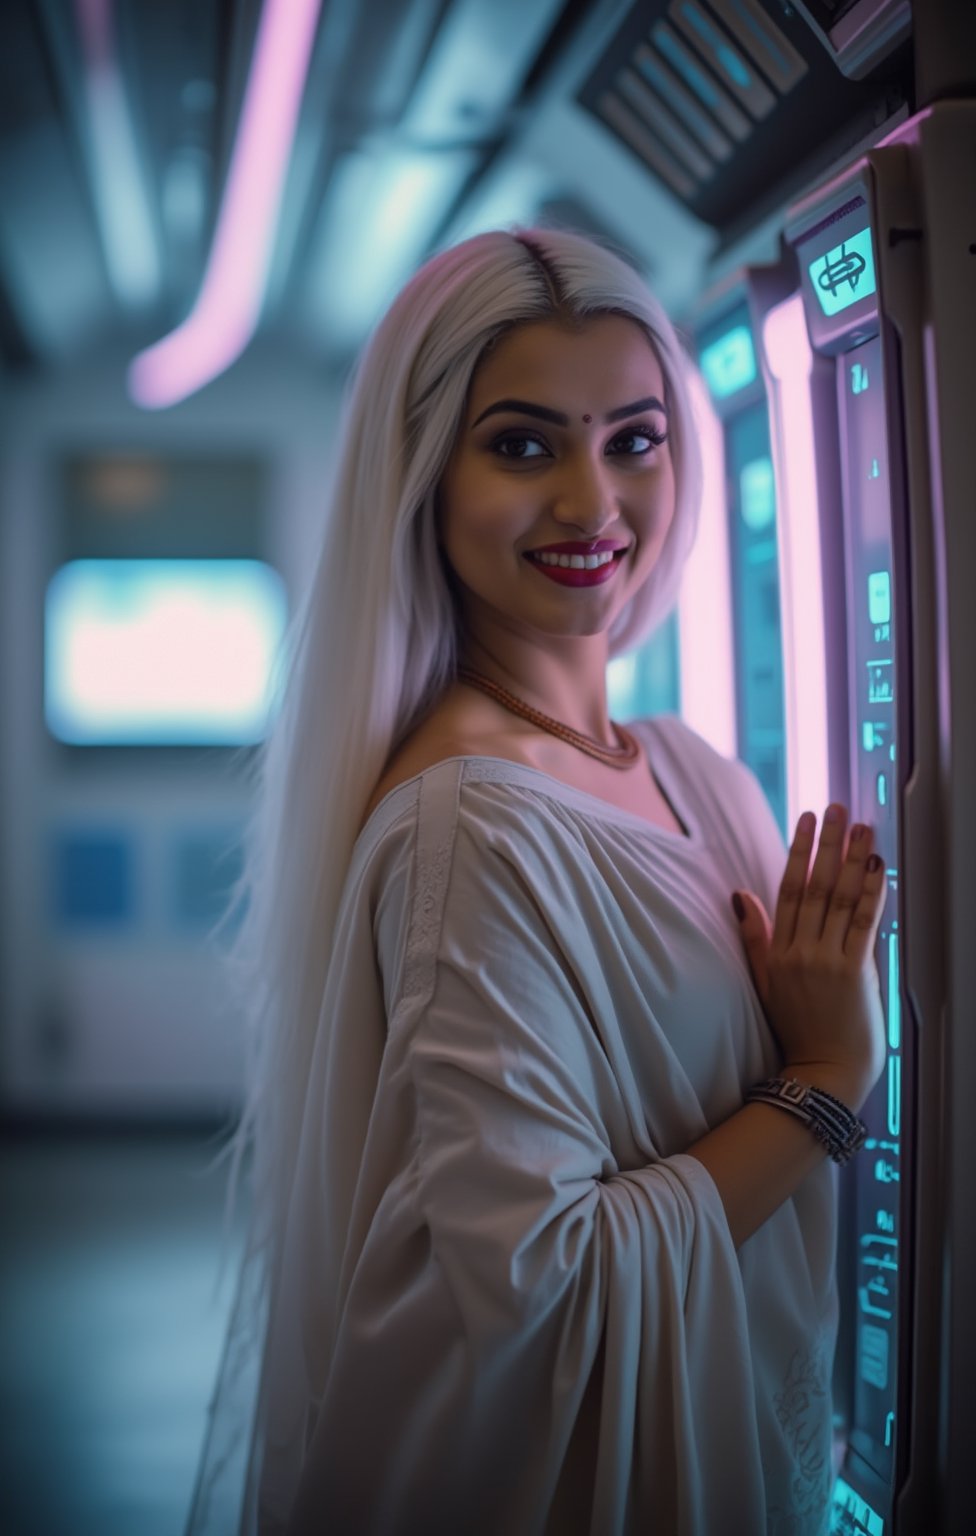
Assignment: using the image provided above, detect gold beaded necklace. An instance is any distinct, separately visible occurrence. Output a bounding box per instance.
[456,666,640,769]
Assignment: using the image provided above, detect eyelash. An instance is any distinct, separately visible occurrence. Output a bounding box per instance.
[491,424,668,460]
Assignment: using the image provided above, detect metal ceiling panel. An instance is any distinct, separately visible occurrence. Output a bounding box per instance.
[439,0,715,319]
[0,0,115,362]
[264,0,445,322]
[298,0,570,358]
[0,0,922,380]
[578,0,914,235]
[112,0,225,315]
[793,0,912,79]
[402,0,568,139]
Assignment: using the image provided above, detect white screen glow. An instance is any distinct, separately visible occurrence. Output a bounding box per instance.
[45,559,288,745]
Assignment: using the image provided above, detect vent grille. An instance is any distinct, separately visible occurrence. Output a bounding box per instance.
[579,0,912,231]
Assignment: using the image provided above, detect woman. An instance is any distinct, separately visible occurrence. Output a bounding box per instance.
[224,228,886,1535]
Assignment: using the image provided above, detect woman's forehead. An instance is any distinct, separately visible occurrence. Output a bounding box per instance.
[468,315,665,404]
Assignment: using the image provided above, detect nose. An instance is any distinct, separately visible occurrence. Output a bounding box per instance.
[550,453,620,538]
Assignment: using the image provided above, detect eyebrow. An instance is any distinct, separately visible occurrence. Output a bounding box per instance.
[470,395,668,429]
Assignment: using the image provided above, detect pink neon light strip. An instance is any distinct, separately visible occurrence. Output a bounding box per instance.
[76,0,111,67]
[678,366,737,757]
[762,295,830,829]
[128,0,322,409]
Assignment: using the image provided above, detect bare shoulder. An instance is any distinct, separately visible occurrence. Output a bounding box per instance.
[359,688,504,833]
[360,684,548,835]
[360,729,473,832]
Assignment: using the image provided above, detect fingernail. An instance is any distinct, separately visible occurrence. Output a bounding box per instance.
[825,804,842,823]
[866,854,882,873]
[850,824,866,841]
[732,892,746,921]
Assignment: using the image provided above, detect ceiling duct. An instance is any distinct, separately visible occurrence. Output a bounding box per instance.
[578,0,913,235]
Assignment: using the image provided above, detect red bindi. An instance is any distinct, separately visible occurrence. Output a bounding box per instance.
[582,413,592,423]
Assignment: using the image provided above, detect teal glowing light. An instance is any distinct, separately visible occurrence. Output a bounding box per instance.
[888,931,901,1050]
[859,1321,889,1390]
[851,361,870,394]
[699,325,756,399]
[830,1474,885,1533]
[652,23,719,106]
[739,456,775,531]
[868,570,891,625]
[808,225,876,316]
[681,4,752,86]
[888,1054,901,1138]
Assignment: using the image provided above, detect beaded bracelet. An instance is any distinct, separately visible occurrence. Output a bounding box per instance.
[745,1077,868,1165]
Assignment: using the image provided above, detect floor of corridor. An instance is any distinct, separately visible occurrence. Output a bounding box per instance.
[0,1127,249,1536]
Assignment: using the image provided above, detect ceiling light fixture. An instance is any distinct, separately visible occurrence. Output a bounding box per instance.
[127,0,322,409]
[74,0,160,308]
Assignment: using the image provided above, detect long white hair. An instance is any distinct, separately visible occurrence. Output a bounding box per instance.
[218,226,702,1279]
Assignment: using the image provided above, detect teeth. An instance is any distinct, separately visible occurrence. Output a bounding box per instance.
[533,550,617,569]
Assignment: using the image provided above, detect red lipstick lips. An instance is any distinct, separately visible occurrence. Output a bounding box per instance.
[524,543,627,588]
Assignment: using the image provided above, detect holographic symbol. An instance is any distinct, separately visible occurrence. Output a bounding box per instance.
[807,227,877,317]
[862,720,887,752]
[817,241,867,300]
[867,658,893,705]
[859,1233,896,1324]
[851,362,869,395]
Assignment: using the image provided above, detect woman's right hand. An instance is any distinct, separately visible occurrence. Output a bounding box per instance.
[732,805,888,1113]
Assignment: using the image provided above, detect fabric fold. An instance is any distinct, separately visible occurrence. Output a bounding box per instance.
[242,716,836,1536]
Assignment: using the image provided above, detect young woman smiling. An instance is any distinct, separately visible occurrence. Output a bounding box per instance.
[217,228,885,1536]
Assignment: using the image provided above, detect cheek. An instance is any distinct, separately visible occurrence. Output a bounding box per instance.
[629,468,676,571]
[438,462,523,549]
[633,458,675,523]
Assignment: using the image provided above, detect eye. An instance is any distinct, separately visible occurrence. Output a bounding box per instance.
[491,432,549,460]
[609,423,668,456]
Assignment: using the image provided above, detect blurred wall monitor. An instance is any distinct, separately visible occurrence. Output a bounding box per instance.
[44,559,287,746]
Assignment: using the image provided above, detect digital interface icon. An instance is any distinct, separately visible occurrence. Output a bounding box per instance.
[819,242,866,297]
[808,226,877,317]
[862,720,888,752]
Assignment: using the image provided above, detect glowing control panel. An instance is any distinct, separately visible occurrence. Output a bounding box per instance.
[841,333,904,1492]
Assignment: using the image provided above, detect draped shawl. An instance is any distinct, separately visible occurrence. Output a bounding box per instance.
[247,716,837,1536]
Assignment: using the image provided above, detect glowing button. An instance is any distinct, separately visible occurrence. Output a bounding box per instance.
[868,571,891,624]
[699,324,757,399]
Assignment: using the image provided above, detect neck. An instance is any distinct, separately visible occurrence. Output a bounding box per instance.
[457,641,615,747]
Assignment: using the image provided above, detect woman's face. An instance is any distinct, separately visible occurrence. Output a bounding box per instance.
[436,314,676,648]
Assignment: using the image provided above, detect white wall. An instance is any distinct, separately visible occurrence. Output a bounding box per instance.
[0,341,343,1118]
